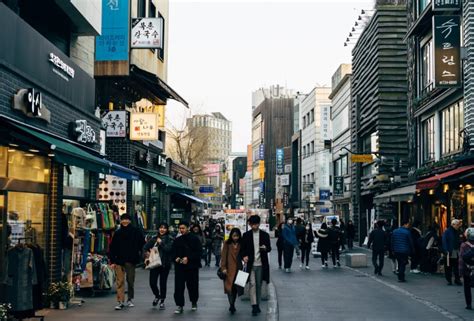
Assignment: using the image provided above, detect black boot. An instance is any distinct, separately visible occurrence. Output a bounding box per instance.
[229,304,236,314]
[252,305,258,316]
[257,305,261,313]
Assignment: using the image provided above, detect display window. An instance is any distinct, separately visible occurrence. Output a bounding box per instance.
[1,147,50,183]
[64,166,90,189]
[0,147,7,177]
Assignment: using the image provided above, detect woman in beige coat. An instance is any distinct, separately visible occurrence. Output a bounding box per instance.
[220,227,243,314]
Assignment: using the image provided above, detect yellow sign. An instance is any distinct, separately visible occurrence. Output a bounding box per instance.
[155,105,165,128]
[351,154,373,163]
[259,160,265,179]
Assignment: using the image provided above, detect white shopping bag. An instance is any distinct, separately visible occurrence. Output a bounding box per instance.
[234,269,249,288]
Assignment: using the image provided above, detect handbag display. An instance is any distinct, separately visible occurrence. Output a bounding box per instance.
[85,204,98,230]
[145,246,162,270]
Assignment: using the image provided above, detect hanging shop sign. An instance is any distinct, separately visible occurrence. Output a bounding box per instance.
[71,120,97,144]
[259,160,265,180]
[12,88,52,123]
[283,193,289,207]
[96,0,129,61]
[319,189,330,201]
[433,15,461,88]
[156,154,167,167]
[334,176,344,196]
[259,144,265,160]
[351,154,373,163]
[432,0,461,11]
[280,174,290,186]
[130,113,158,141]
[276,148,284,174]
[131,17,164,49]
[102,111,127,137]
[199,185,214,194]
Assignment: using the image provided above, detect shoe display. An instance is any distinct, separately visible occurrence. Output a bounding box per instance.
[126,300,135,307]
[191,303,198,311]
[174,306,184,314]
[153,298,159,307]
[115,302,125,311]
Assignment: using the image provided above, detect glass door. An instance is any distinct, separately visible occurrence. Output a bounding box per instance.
[0,192,6,285]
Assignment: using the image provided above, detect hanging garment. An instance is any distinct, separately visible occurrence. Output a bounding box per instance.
[27,244,47,310]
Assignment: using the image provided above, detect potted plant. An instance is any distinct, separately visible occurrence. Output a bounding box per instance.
[0,303,11,321]
[47,281,72,309]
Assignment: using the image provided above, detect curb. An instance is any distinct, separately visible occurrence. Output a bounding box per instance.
[266,281,279,321]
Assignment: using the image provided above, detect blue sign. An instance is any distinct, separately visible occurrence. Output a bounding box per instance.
[199,186,214,194]
[319,189,330,201]
[320,208,330,213]
[259,144,264,160]
[276,148,284,174]
[96,0,129,61]
[259,181,265,192]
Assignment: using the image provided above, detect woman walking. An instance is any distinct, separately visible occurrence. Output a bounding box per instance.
[220,228,244,314]
[143,222,174,310]
[299,223,315,269]
[316,223,330,268]
[213,224,224,267]
[276,222,284,269]
[459,227,474,310]
[191,224,207,267]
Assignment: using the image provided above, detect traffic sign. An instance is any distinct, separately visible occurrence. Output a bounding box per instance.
[351,154,373,163]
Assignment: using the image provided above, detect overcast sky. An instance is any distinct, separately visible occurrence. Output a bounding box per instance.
[165,0,374,153]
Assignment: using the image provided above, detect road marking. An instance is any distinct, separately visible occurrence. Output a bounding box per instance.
[345,266,466,321]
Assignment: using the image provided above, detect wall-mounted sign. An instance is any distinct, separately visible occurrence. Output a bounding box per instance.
[199,186,215,194]
[319,189,330,201]
[71,120,97,144]
[433,15,461,88]
[131,17,164,49]
[96,0,129,61]
[100,129,106,155]
[433,0,461,11]
[283,193,289,207]
[130,113,158,140]
[334,176,344,196]
[280,174,290,186]
[156,154,167,167]
[276,148,284,174]
[284,164,292,174]
[259,160,265,180]
[12,89,51,123]
[351,154,373,163]
[102,111,126,137]
[259,144,264,160]
[49,52,75,81]
[136,150,151,164]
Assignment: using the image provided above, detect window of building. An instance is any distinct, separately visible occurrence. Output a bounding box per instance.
[137,0,146,17]
[362,131,378,154]
[332,105,349,138]
[310,109,314,123]
[148,0,156,17]
[311,141,314,154]
[419,37,434,96]
[418,0,430,16]
[311,173,315,183]
[422,116,435,162]
[0,147,6,177]
[442,100,464,155]
[63,166,90,189]
[303,146,306,158]
[303,116,306,129]
[334,159,341,177]
[158,13,165,61]
[341,155,348,175]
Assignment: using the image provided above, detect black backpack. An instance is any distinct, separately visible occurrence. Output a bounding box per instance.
[462,245,474,266]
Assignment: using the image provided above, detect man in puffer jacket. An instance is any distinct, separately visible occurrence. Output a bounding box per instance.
[391,220,414,282]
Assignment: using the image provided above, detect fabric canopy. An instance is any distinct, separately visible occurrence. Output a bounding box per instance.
[136,167,192,193]
[374,185,416,204]
[178,193,206,204]
[416,165,474,190]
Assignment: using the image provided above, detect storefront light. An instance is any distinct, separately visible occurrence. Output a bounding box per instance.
[8,143,19,147]
[28,149,39,153]
[429,189,434,195]
[7,148,16,153]
[48,153,55,157]
[443,184,449,193]
[460,184,464,189]
[24,153,35,157]
[466,184,473,190]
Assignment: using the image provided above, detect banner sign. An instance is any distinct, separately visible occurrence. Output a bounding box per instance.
[351,154,373,163]
[276,148,284,174]
[319,189,330,201]
[259,144,264,160]
[433,0,461,11]
[433,15,461,88]
[131,18,164,49]
[130,113,158,141]
[102,111,127,137]
[259,160,265,180]
[96,0,129,61]
[334,176,344,196]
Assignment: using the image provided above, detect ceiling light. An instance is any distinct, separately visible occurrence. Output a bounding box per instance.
[8,149,15,153]
[29,149,39,153]
[9,143,19,147]
[48,153,55,157]
[24,153,35,157]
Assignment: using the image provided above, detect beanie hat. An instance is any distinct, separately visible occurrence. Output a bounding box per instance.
[120,213,131,221]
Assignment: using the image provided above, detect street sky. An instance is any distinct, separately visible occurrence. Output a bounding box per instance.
[165,0,374,153]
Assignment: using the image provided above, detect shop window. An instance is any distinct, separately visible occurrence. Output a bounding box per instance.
[7,151,50,183]
[442,100,464,155]
[341,155,348,175]
[63,166,90,189]
[148,0,156,17]
[133,180,146,197]
[0,147,6,177]
[418,0,430,16]
[7,192,46,249]
[422,116,435,162]
[419,37,434,97]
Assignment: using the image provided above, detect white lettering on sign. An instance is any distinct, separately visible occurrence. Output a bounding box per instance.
[74,120,97,144]
[26,88,42,117]
[49,53,75,79]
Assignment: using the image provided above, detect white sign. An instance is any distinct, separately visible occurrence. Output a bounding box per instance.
[131,18,163,49]
[102,111,126,137]
[130,113,158,140]
[49,52,75,79]
[73,120,97,144]
[284,164,292,173]
[280,174,290,186]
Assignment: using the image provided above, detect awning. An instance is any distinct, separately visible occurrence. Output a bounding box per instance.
[177,193,206,204]
[0,117,140,179]
[416,165,474,190]
[374,185,416,204]
[130,65,189,108]
[136,167,192,193]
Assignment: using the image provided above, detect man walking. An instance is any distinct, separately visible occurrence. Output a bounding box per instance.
[173,221,203,314]
[442,219,462,286]
[282,217,298,272]
[328,218,342,267]
[109,214,145,310]
[391,220,414,282]
[347,220,356,250]
[240,215,271,316]
[368,220,387,276]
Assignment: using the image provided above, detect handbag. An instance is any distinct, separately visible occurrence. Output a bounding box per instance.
[234,264,249,288]
[217,268,226,280]
[145,245,162,270]
[85,204,98,230]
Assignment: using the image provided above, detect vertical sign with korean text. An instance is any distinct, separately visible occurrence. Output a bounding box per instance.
[432,0,461,11]
[334,176,344,197]
[259,144,264,160]
[433,15,461,88]
[276,148,284,174]
[96,0,129,61]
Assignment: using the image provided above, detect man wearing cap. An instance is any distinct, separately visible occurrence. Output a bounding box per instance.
[240,215,272,316]
[109,214,145,310]
[442,219,463,285]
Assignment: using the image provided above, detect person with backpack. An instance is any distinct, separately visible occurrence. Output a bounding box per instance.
[459,227,474,310]
[328,218,342,267]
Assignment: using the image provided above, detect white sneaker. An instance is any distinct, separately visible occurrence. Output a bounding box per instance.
[299,263,303,269]
[115,302,125,310]
[305,266,310,270]
[412,269,421,274]
[126,300,135,307]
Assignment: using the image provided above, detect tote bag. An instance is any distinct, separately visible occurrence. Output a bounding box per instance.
[145,246,162,270]
[234,265,249,288]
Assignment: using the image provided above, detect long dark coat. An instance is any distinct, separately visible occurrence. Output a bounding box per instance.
[239,229,272,283]
[221,242,244,295]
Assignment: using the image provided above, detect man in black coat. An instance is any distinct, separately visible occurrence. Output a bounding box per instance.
[368,220,388,276]
[240,215,271,316]
[109,214,145,310]
[172,221,203,314]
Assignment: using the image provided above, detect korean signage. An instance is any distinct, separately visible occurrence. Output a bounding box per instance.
[276,148,284,174]
[131,18,164,49]
[280,174,290,186]
[49,52,75,80]
[284,164,292,174]
[259,144,265,160]
[12,89,51,123]
[72,120,97,144]
[102,111,126,137]
[259,160,265,180]
[433,0,461,11]
[199,186,215,194]
[433,15,461,88]
[319,189,330,201]
[96,0,129,61]
[334,176,344,197]
[130,113,158,141]
[351,154,373,163]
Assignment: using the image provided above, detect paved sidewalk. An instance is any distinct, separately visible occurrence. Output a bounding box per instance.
[42,264,268,321]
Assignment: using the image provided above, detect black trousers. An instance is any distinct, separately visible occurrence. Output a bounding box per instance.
[372,250,384,274]
[205,244,212,265]
[464,272,472,307]
[149,265,171,300]
[445,257,461,283]
[277,245,283,268]
[395,253,408,281]
[283,243,294,269]
[331,244,340,265]
[301,244,311,266]
[174,268,199,307]
[410,251,420,270]
[321,251,328,265]
[347,237,354,250]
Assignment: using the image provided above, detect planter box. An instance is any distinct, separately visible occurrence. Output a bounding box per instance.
[345,253,367,268]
